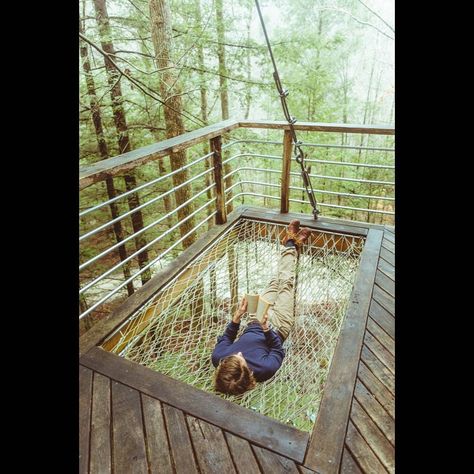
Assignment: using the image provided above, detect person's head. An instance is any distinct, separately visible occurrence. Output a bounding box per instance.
[214,352,257,395]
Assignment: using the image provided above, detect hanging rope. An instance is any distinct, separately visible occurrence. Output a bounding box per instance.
[254,0,320,220]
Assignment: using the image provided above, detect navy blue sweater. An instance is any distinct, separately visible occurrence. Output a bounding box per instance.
[211,321,285,382]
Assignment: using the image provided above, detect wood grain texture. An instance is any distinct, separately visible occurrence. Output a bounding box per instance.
[374,271,394,298]
[357,362,394,419]
[360,345,395,395]
[79,365,93,474]
[340,447,363,474]
[187,416,237,474]
[382,230,394,244]
[224,432,262,474]
[241,206,369,237]
[350,399,394,473]
[372,286,394,317]
[162,404,199,474]
[376,258,394,282]
[210,135,227,224]
[280,130,293,213]
[368,300,394,339]
[111,381,148,474]
[381,239,394,254]
[252,445,300,474]
[379,247,394,266]
[304,229,384,473]
[238,120,395,135]
[345,422,387,474]
[80,347,309,463]
[366,318,395,356]
[90,372,111,473]
[364,331,395,375]
[354,380,395,446]
[141,395,173,474]
[80,120,394,190]
[79,119,239,189]
[297,465,319,474]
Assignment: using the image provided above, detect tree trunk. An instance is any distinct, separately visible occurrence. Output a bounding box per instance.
[215,0,233,214]
[93,0,151,285]
[244,6,252,120]
[135,19,176,232]
[152,131,176,230]
[149,0,197,250]
[79,15,135,296]
[357,52,376,167]
[194,0,214,231]
[216,0,229,120]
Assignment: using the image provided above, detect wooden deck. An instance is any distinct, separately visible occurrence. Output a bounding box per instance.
[339,226,395,473]
[79,208,395,473]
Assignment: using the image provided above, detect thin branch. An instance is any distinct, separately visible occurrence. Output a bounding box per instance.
[183,65,271,86]
[79,32,205,126]
[126,124,166,131]
[319,7,394,40]
[114,49,154,58]
[355,0,394,33]
[124,0,148,17]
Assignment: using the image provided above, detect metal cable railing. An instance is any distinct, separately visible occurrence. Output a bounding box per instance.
[80,167,214,242]
[225,180,395,201]
[79,131,394,321]
[225,139,395,153]
[226,192,394,215]
[224,166,394,187]
[80,193,216,292]
[79,151,215,217]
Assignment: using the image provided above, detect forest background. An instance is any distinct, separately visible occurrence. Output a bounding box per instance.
[79,0,394,329]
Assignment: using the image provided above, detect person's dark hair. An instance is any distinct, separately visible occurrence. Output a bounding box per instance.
[214,355,257,395]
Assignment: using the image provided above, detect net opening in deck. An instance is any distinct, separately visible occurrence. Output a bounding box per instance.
[102,218,365,432]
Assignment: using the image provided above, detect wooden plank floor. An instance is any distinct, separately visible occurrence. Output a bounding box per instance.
[79,217,395,474]
[341,226,395,474]
[79,348,318,474]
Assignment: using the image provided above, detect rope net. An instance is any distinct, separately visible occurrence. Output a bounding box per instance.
[103,218,364,432]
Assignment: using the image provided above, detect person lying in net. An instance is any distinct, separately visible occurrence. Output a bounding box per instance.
[211,220,311,395]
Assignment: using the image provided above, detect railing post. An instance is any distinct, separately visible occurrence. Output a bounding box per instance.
[280,129,292,213]
[210,135,227,224]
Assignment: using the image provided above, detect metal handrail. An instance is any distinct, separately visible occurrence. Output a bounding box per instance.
[79,209,217,319]
[79,167,214,242]
[223,166,395,186]
[226,192,394,215]
[79,121,395,320]
[79,151,214,217]
[222,152,394,170]
[225,180,395,201]
[225,139,394,152]
[79,182,216,271]
[80,197,216,295]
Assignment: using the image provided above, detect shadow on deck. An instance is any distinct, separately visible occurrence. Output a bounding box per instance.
[79,207,395,474]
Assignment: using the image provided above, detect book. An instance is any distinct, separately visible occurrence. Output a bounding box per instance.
[245,293,272,322]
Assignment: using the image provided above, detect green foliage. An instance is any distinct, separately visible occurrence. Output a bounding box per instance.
[79,0,394,314]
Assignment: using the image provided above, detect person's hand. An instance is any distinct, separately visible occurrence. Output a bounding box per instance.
[232,296,248,323]
[261,311,270,332]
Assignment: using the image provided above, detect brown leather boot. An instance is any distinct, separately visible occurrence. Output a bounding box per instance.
[295,227,311,247]
[281,219,300,246]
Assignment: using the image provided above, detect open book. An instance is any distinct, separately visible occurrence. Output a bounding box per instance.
[245,293,272,321]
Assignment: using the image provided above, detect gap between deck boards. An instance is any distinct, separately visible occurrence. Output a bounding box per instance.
[80,346,310,464]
